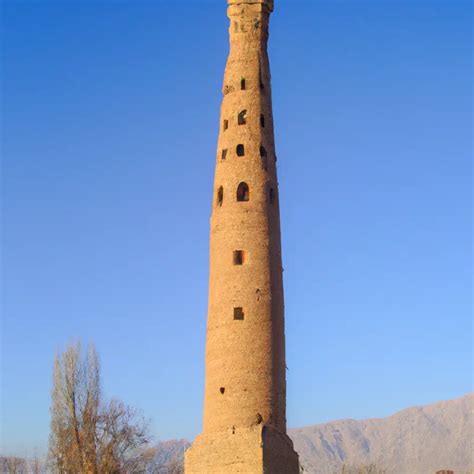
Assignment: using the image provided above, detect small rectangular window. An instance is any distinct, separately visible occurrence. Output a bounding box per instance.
[221,149,227,160]
[234,307,244,320]
[233,250,245,265]
[223,120,228,131]
[241,78,246,90]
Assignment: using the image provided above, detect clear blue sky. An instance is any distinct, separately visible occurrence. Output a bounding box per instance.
[1,0,472,457]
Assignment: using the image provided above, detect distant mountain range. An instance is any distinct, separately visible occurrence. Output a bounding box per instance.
[156,393,473,474]
[290,393,473,474]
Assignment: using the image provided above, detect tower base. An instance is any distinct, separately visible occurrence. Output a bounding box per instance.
[185,425,299,474]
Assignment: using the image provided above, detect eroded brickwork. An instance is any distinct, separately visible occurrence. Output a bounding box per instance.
[185,1,298,471]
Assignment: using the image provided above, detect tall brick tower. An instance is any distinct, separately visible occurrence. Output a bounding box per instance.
[185,0,299,472]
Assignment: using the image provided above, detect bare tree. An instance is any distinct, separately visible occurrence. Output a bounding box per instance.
[48,342,149,473]
[0,456,27,474]
[30,454,44,474]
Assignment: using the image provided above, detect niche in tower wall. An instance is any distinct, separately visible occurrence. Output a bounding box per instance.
[237,182,249,202]
[233,250,245,265]
[217,186,224,207]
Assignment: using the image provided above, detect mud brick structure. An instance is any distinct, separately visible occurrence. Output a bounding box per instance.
[185,0,299,472]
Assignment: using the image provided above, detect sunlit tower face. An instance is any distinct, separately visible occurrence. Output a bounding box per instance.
[185,1,299,472]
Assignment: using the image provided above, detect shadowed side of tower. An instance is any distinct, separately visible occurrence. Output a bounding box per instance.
[185,0,299,472]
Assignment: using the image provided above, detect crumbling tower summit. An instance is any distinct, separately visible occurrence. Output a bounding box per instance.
[185,0,299,472]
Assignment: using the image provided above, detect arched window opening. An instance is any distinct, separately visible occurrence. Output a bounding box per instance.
[260,114,265,128]
[221,149,227,160]
[234,307,244,320]
[217,186,224,207]
[259,146,267,157]
[237,182,249,202]
[236,144,245,156]
[269,188,275,205]
[241,78,246,90]
[238,110,247,125]
[223,119,229,131]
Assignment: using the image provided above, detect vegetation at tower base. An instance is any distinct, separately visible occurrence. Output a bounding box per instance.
[46,342,190,474]
[0,455,44,473]
[0,442,189,474]
[48,342,150,473]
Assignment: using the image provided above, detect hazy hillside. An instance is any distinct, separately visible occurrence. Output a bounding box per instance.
[289,393,473,474]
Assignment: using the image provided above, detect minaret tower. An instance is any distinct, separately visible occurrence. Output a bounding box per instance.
[185,0,299,472]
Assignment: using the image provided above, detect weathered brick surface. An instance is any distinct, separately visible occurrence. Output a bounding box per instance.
[186,426,298,473]
[185,1,298,471]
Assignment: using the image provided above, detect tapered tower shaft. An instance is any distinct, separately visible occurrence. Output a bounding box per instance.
[204,0,285,434]
[185,1,298,472]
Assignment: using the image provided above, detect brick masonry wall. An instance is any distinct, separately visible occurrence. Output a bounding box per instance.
[186,1,299,472]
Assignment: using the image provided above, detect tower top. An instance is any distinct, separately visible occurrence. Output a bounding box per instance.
[227,0,274,12]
